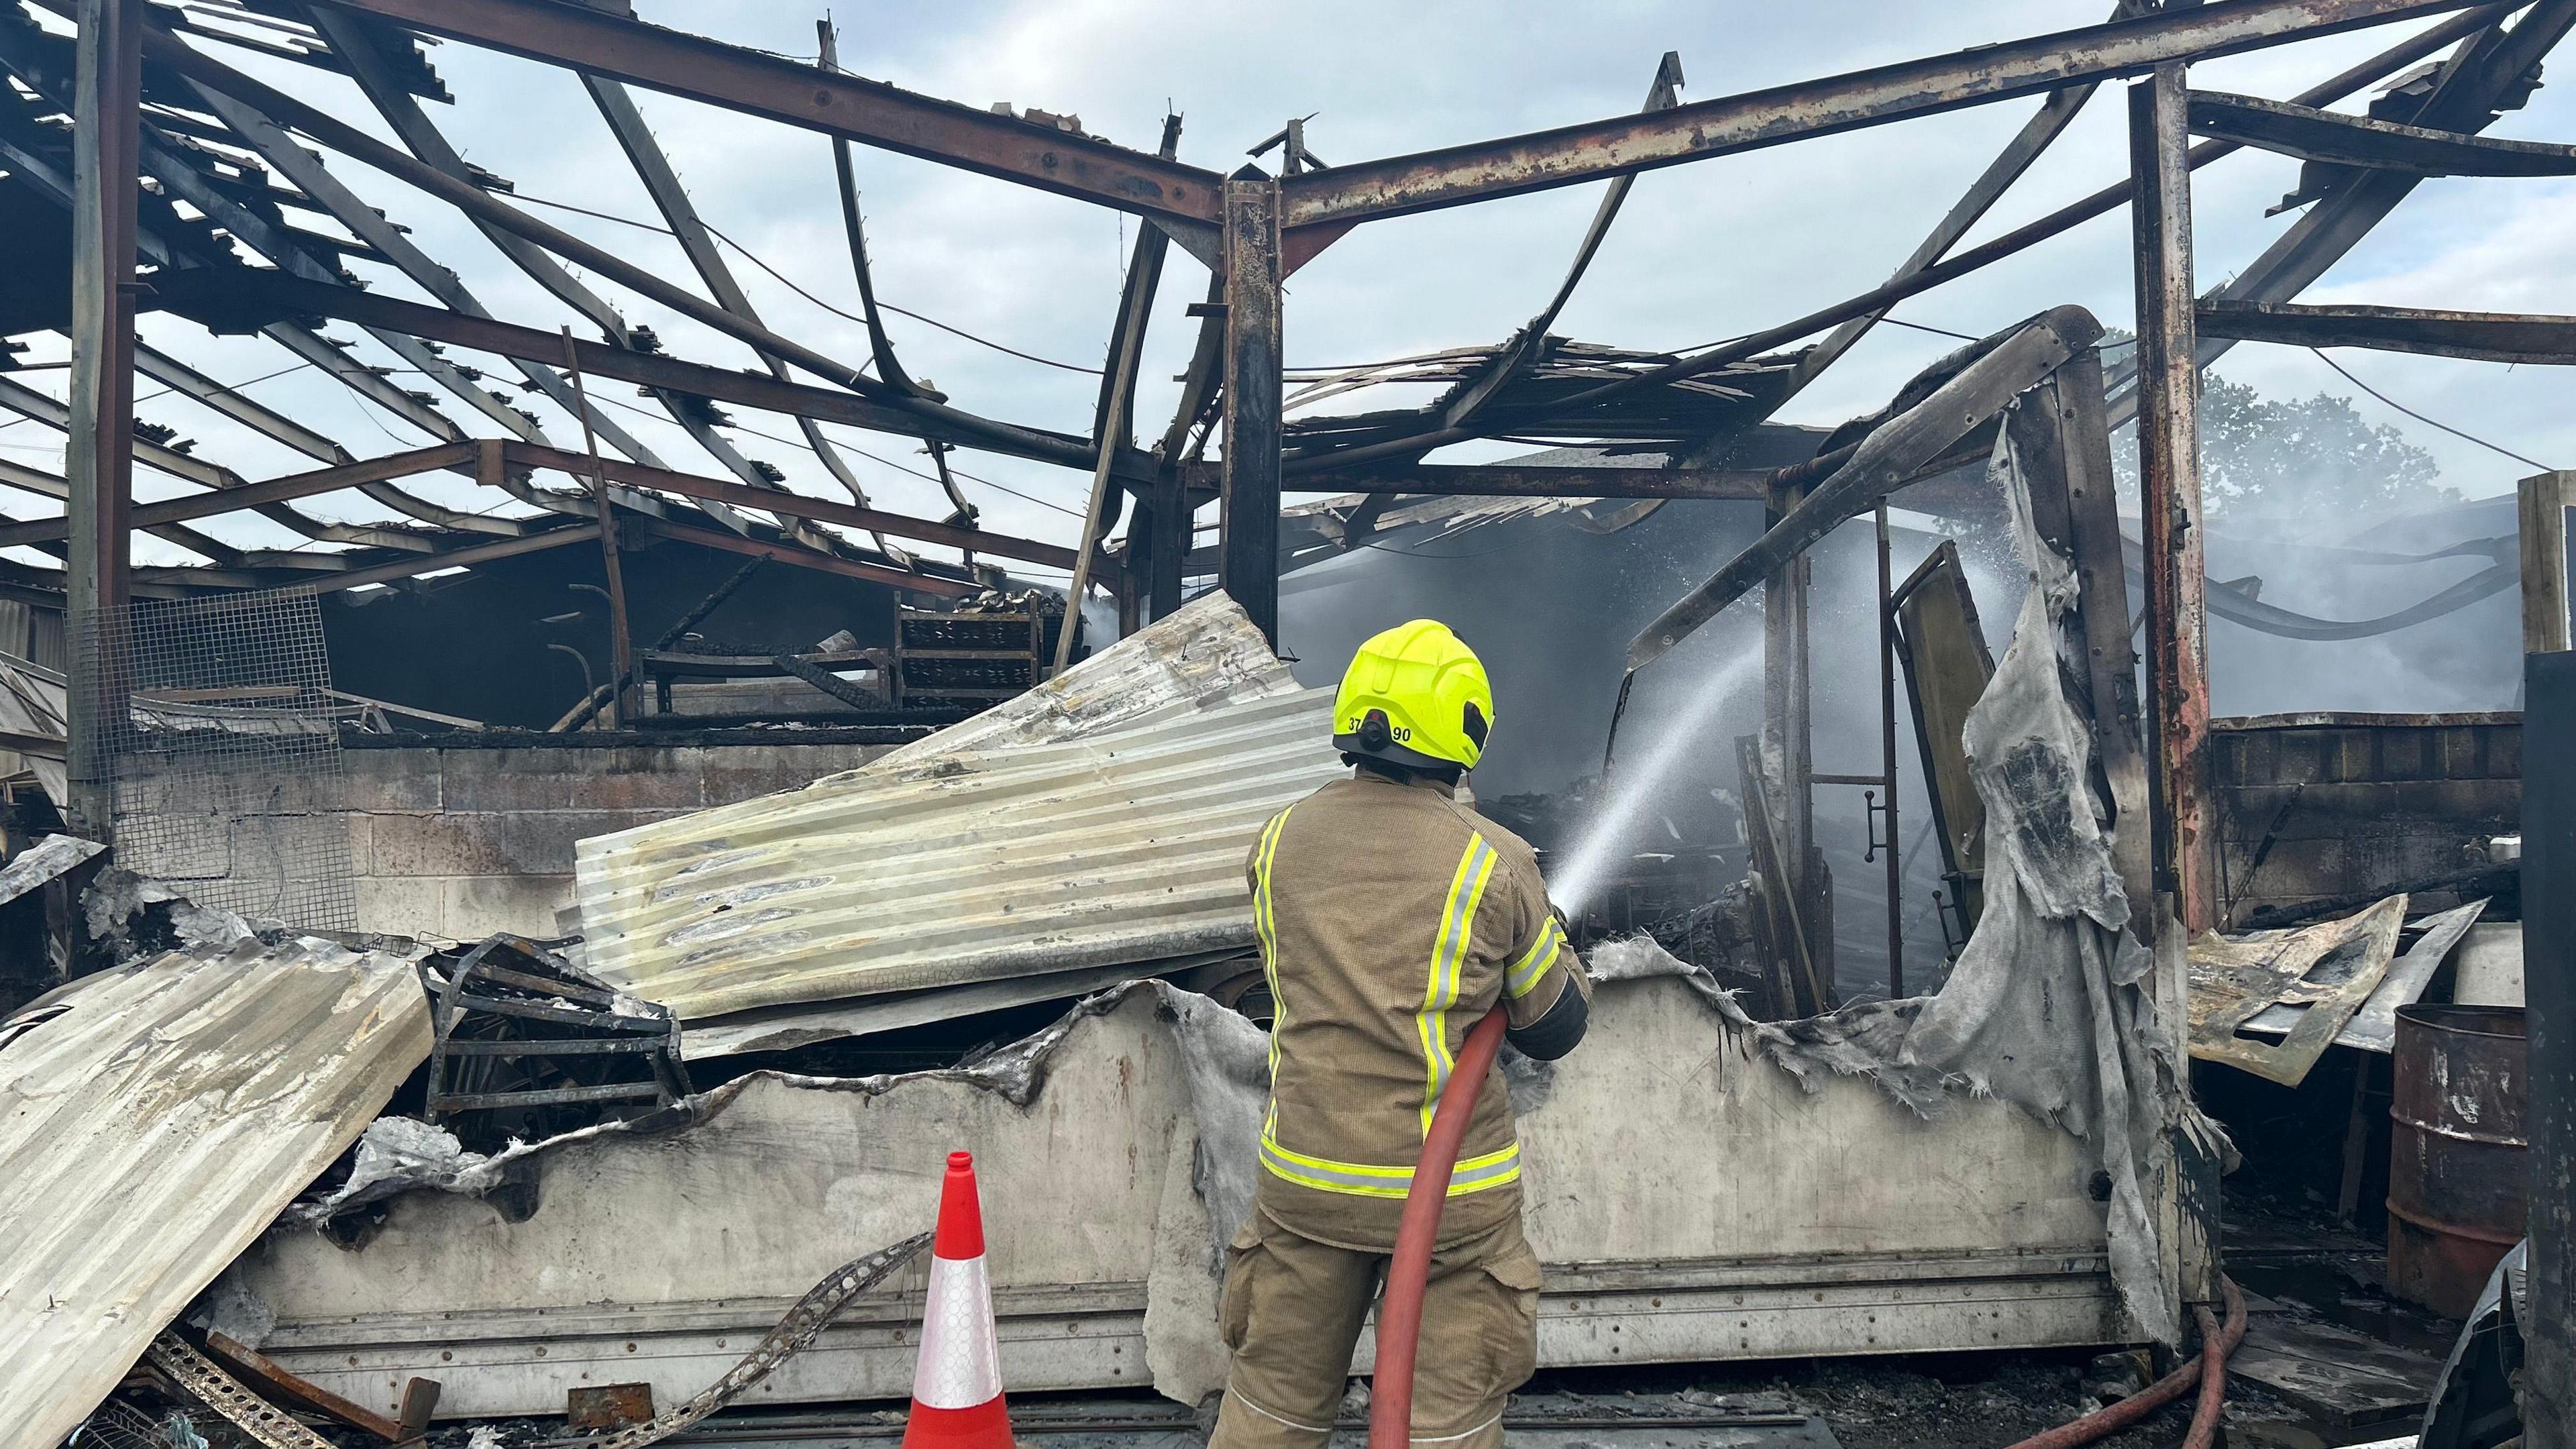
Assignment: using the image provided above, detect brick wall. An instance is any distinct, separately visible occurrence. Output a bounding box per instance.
[2212,712,2519,924]
[340,741,894,941]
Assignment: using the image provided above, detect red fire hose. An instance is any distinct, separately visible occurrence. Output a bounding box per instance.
[1368,1010,1510,1449]
[1368,1009,2242,1449]
[2000,1275,2246,1449]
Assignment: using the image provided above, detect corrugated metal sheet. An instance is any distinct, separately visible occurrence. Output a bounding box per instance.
[870,590,1301,765]
[577,686,1340,1020]
[0,936,431,1449]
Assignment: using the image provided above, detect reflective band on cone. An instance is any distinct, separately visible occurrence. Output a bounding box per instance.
[903,1151,1012,1449]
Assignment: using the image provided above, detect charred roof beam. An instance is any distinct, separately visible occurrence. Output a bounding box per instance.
[158,267,1144,480]
[148,21,1133,488]
[175,76,677,474]
[2108,0,2576,420]
[2186,87,2576,176]
[1626,307,2101,672]
[580,71,907,563]
[1770,2,2141,413]
[298,5,763,539]
[2197,299,2576,361]
[1432,5,2512,435]
[295,0,1226,227]
[1275,0,2491,229]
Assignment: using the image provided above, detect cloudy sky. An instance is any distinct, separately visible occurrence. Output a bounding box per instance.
[15,1,2576,574]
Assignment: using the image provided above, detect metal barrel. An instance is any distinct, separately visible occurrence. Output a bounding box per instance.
[2388,1003,2529,1318]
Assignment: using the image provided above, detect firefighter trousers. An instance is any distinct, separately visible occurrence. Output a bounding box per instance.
[1208,1208,1544,1449]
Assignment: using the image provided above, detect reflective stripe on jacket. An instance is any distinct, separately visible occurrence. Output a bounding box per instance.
[1244,769,1585,1250]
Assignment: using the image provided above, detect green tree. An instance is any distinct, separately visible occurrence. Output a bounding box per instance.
[2104,334,2457,530]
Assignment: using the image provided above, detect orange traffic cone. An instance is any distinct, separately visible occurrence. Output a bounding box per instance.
[902,1151,1014,1449]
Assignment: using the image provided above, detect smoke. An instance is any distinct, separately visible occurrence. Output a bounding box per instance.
[1547,647,1765,916]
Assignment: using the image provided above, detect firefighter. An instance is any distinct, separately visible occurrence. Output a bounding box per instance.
[1211,619,1590,1449]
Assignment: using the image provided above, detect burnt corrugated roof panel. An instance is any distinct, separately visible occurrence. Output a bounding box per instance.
[0,936,431,1449]
[574,686,1340,1020]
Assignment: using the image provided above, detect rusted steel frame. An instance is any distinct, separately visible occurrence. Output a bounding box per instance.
[1295,58,1691,491]
[1278,0,2481,230]
[1142,272,1228,620]
[123,343,444,553]
[0,372,227,492]
[2157,0,2576,399]
[302,523,602,594]
[198,1330,408,1443]
[64,0,138,839]
[152,31,1096,473]
[1440,52,1686,438]
[2198,299,2576,361]
[1762,469,1817,913]
[501,443,1077,570]
[298,11,759,533]
[173,269,1133,480]
[1074,113,1179,629]
[256,320,472,446]
[1059,192,1170,672]
[132,341,344,465]
[178,80,670,470]
[1220,174,1285,645]
[1265,462,1776,498]
[124,352,468,547]
[3,52,494,462]
[2189,87,2576,173]
[1513,6,2504,425]
[816,19,918,398]
[299,0,1225,225]
[0,374,257,564]
[1625,309,2094,672]
[553,339,638,727]
[52,61,519,457]
[2131,66,2214,936]
[1782,36,2108,402]
[583,71,901,557]
[2009,351,2154,931]
[1101,117,1183,449]
[0,444,477,547]
[622,515,980,598]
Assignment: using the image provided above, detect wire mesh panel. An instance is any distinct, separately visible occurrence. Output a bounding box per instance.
[71,586,358,930]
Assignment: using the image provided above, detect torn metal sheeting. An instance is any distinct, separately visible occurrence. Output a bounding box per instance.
[236,973,2124,1417]
[576,686,1342,1020]
[0,934,431,1449]
[0,833,101,908]
[679,952,1248,1060]
[867,590,1299,766]
[0,651,67,804]
[2188,894,2408,1084]
[574,594,1332,1022]
[2236,898,2488,1053]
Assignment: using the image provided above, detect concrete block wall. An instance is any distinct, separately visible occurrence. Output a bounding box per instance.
[341,742,893,941]
[2212,711,2518,924]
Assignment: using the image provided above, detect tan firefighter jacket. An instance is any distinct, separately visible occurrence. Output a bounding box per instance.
[1243,767,1587,1250]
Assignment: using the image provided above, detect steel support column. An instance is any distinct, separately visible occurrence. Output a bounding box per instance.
[64,0,139,841]
[1762,474,1825,1009]
[1219,174,1284,645]
[2131,65,2214,938]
